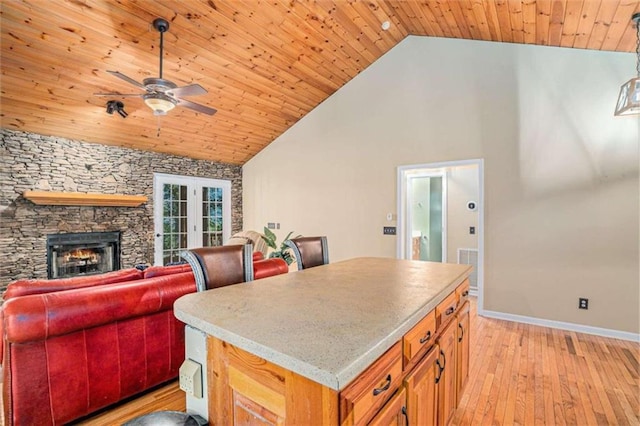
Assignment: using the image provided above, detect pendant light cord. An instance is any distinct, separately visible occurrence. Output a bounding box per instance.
[159,28,164,79]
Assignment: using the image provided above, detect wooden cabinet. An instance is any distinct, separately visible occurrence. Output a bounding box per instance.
[203,279,471,426]
[207,338,338,426]
[368,388,408,426]
[404,346,439,426]
[402,310,436,369]
[340,342,403,426]
[456,301,470,404]
[379,281,471,426]
[436,319,458,426]
[456,279,470,307]
[435,291,458,329]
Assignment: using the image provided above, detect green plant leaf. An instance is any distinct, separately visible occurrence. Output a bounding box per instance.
[261,227,302,265]
[261,227,278,250]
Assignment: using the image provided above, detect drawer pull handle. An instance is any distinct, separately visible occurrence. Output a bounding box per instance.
[419,330,432,344]
[446,306,455,316]
[458,323,464,342]
[402,406,409,426]
[462,290,469,297]
[372,374,392,396]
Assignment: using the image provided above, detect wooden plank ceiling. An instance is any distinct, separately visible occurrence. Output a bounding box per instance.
[2,0,640,165]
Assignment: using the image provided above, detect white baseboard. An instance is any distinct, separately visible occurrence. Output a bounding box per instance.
[481,310,640,343]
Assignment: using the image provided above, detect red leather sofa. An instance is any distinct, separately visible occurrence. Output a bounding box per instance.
[1,255,288,425]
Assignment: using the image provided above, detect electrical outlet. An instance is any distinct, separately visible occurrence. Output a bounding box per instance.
[578,298,589,310]
[179,359,203,398]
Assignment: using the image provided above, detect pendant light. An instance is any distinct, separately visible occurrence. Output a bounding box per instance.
[614,13,640,116]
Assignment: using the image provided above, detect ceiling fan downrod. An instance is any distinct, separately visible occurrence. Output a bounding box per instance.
[152,18,169,80]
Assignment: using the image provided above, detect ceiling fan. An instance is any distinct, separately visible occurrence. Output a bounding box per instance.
[96,18,217,116]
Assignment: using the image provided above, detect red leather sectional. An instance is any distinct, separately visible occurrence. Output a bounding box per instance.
[1,255,288,425]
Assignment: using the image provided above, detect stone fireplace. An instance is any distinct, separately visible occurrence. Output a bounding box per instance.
[47,231,121,279]
[0,129,243,294]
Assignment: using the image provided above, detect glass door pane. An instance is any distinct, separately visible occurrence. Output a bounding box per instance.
[161,183,188,265]
[202,186,224,247]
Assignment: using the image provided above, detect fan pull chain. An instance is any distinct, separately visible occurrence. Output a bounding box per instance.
[156,116,162,137]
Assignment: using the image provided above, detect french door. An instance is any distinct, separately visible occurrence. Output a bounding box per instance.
[153,173,231,266]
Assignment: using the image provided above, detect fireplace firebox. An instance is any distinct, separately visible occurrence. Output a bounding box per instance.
[47,231,121,279]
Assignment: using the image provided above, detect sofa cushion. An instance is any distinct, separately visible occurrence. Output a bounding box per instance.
[3,268,144,300]
[143,263,193,278]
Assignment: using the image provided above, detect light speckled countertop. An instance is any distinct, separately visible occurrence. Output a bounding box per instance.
[174,257,471,391]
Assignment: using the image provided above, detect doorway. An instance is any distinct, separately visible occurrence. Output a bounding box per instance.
[397,159,485,314]
[153,173,232,266]
[406,172,447,262]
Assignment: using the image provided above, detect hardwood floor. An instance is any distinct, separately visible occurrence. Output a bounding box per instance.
[453,298,640,426]
[69,298,640,425]
[75,381,186,425]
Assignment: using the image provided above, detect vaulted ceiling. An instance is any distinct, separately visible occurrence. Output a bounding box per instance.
[2,1,639,165]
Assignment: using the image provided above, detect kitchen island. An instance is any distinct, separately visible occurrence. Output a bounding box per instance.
[174,257,472,425]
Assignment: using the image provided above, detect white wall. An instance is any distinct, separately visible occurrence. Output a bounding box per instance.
[446,165,479,263]
[243,36,639,334]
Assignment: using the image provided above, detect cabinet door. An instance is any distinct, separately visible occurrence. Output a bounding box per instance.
[208,337,338,426]
[437,319,457,426]
[404,345,439,426]
[456,301,470,404]
[368,388,408,426]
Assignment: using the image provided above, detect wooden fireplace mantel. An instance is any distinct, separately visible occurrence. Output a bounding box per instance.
[23,190,148,207]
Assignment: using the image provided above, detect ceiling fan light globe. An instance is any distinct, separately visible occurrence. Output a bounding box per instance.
[144,95,176,115]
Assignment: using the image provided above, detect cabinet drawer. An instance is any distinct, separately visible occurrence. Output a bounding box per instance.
[340,342,403,426]
[402,310,436,368]
[456,279,470,306]
[436,291,458,329]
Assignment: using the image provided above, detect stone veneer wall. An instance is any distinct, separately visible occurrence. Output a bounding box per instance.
[0,128,243,293]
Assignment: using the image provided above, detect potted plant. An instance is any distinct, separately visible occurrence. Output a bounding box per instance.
[261,227,300,265]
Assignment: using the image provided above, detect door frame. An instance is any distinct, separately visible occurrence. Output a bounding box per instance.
[397,159,485,314]
[405,171,448,262]
[153,173,232,266]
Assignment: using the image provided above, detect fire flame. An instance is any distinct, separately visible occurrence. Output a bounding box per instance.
[64,249,99,263]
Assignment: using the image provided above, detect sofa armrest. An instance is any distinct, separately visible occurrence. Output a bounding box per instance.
[254,258,288,280]
[3,272,196,344]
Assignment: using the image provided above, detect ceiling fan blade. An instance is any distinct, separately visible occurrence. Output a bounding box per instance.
[94,93,144,97]
[107,70,146,90]
[177,99,217,116]
[169,84,207,97]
